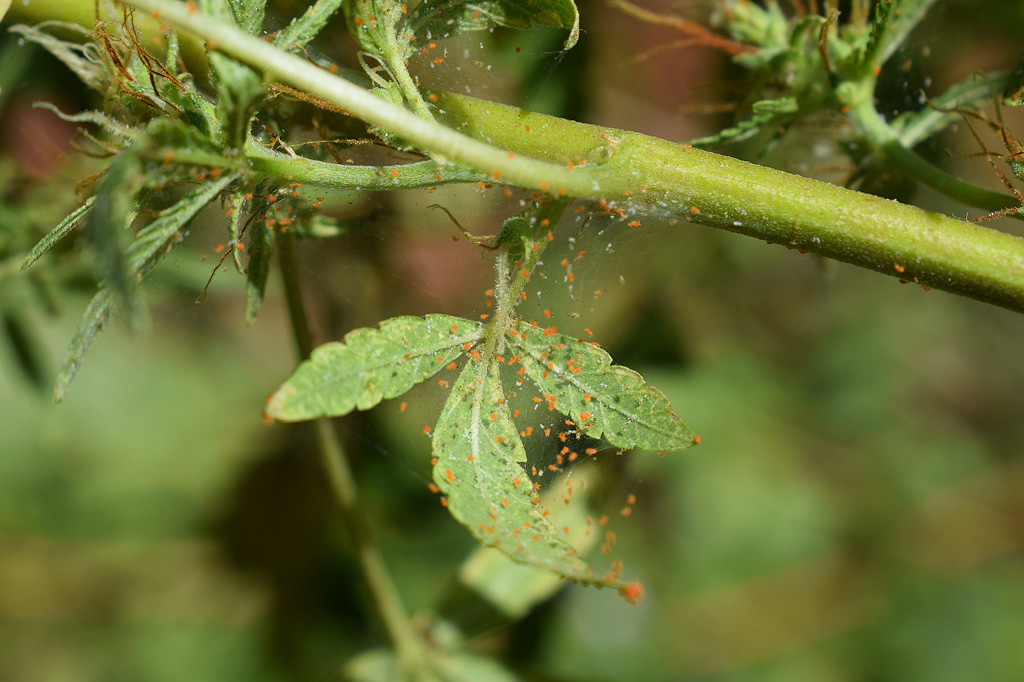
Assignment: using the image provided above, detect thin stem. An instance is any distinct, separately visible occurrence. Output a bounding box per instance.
[847,95,1018,215]
[116,0,1024,313]
[120,0,600,196]
[276,230,427,670]
[486,200,569,358]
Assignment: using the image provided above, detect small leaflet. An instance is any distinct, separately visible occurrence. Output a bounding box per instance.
[21,196,97,271]
[507,321,695,452]
[226,0,267,34]
[409,0,581,51]
[53,175,239,402]
[243,218,274,325]
[53,290,115,403]
[266,314,484,420]
[274,0,344,50]
[432,355,628,588]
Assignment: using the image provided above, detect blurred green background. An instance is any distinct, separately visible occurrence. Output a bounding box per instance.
[2,1,1024,680]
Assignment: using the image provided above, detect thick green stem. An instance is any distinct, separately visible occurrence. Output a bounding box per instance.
[277,231,427,671]
[117,0,1024,313]
[436,93,1024,313]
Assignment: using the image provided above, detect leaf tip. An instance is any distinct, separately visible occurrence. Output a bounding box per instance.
[263,385,294,421]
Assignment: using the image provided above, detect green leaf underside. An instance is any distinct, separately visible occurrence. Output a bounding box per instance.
[410,0,580,51]
[244,219,274,325]
[507,322,695,452]
[433,358,620,586]
[266,314,484,420]
[22,196,97,271]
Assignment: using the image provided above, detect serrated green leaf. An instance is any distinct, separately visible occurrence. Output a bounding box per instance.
[243,219,274,325]
[507,322,695,451]
[273,0,344,51]
[7,23,108,92]
[891,71,1006,148]
[459,463,602,618]
[409,0,580,51]
[125,174,240,274]
[54,175,239,401]
[266,314,484,421]
[857,0,937,75]
[432,358,619,587]
[226,192,247,273]
[689,96,796,148]
[21,196,96,271]
[54,289,115,402]
[227,0,266,34]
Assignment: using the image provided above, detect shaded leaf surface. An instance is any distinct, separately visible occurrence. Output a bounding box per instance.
[87,151,144,329]
[266,314,483,420]
[243,219,274,325]
[507,322,695,452]
[409,0,580,50]
[432,358,622,587]
[54,174,238,401]
[347,647,521,682]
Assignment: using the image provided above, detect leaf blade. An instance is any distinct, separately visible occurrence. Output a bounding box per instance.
[507,322,695,452]
[243,218,274,325]
[273,0,344,51]
[53,289,115,402]
[432,359,594,579]
[21,196,97,271]
[227,0,266,34]
[266,314,484,421]
[433,358,626,588]
[53,174,238,401]
[410,0,580,50]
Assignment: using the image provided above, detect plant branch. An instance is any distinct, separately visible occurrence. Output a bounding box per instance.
[117,0,1024,313]
[119,0,600,196]
[840,84,1018,215]
[435,93,1024,313]
[276,230,427,671]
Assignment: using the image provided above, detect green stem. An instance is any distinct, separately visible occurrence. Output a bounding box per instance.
[117,0,1024,313]
[436,93,1024,313]
[381,24,434,122]
[846,92,1018,215]
[242,140,489,189]
[276,231,427,671]
[486,200,569,358]
[120,0,598,196]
